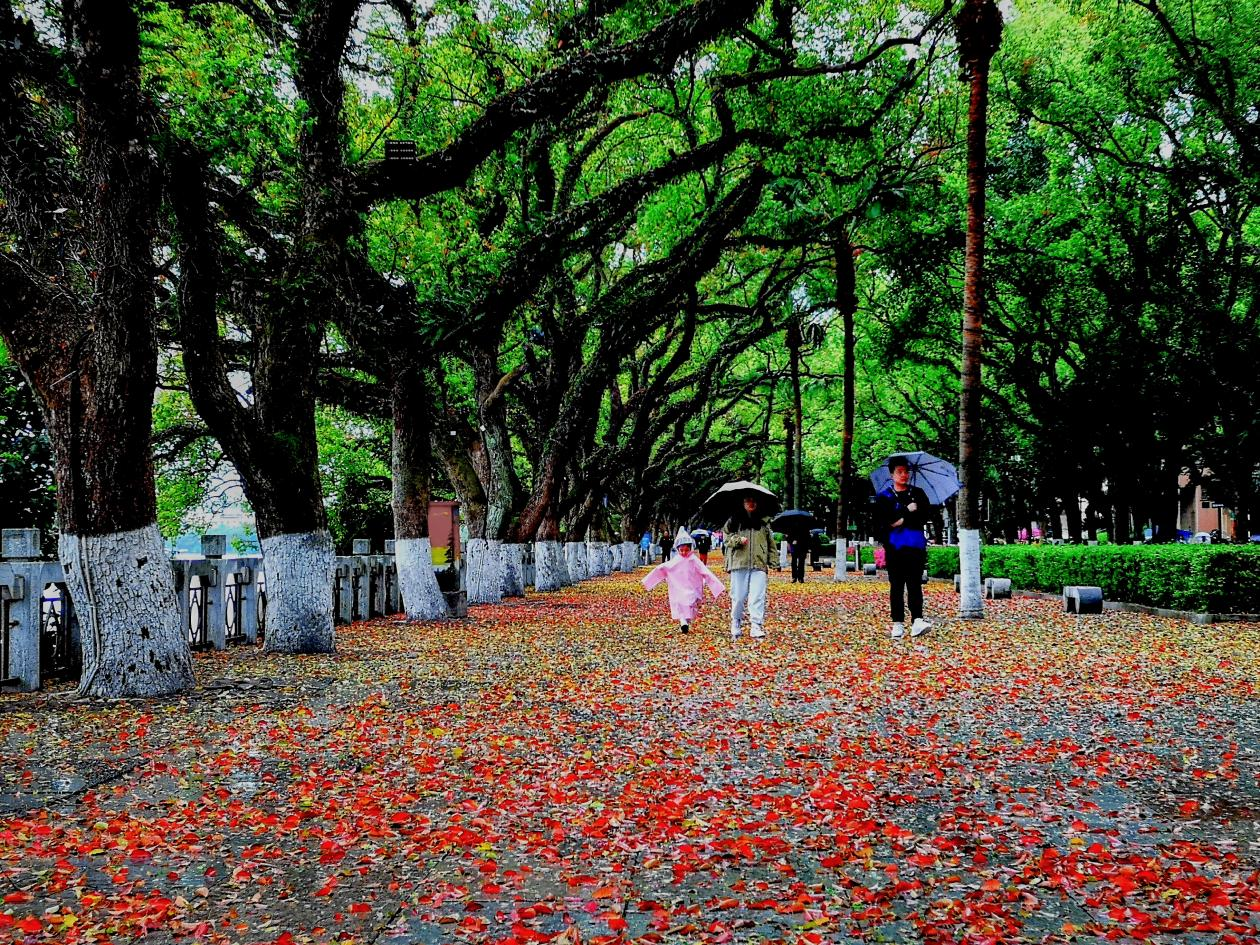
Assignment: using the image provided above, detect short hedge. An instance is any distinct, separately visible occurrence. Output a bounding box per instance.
[925,545,1260,614]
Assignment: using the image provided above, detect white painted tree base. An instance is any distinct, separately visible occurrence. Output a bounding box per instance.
[958,528,985,619]
[833,539,850,582]
[534,540,570,591]
[588,541,612,576]
[395,537,450,620]
[60,524,195,698]
[260,530,337,653]
[620,541,639,571]
[565,541,590,582]
[465,538,504,605]
[609,544,622,572]
[500,543,525,598]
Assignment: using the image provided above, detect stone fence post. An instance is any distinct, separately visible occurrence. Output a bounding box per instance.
[3,527,402,690]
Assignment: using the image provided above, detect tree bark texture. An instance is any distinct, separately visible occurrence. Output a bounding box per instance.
[391,366,449,619]
[565,540,591,583]
[620,541,640,571]
[0,2,194,696]
[499,543,526,598]
[61,526,194,698]
[834,235,858,581]
[955,0,1002,619]
[395,538,449,620]
[260,530,336,653]
[534,540,571,592]
[466,538,504,605]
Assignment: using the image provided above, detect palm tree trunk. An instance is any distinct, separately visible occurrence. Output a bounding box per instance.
[956,0,1003,619]
[833,233,858,582]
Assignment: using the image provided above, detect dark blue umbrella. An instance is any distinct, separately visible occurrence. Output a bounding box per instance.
[869,451,961,506]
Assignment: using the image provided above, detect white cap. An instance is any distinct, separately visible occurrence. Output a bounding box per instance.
[674,527,694,547]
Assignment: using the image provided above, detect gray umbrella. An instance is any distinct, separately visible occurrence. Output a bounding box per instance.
[869,451,962,506]
[702,480,780,520]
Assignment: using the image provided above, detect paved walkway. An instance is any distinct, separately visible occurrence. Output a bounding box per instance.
[1,570,1258,944]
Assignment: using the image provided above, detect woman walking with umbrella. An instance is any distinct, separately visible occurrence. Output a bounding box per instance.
[706,481,778,640]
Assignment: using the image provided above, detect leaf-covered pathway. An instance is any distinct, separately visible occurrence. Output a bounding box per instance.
[2,570,1258,944]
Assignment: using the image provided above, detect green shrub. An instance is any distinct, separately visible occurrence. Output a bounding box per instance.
[926,546,958,578]
[927,544,1260,612]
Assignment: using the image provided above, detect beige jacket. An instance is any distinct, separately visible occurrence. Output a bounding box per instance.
[722,517,774,571]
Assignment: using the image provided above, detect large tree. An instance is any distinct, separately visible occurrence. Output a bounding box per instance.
[0,1,193,697]
[954,0,1002,617]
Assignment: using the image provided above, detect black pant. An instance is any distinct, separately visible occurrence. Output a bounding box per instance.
[790,548,807,582]
[886,545,926,622]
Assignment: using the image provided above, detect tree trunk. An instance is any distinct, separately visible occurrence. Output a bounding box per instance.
[391,366,449,620]
[500,542,526,598]
[955,0,1002,619]
[787,318,804,509]
[0,1,193,697]
[465,538,504,604]
[533,511,571,590]
[783,415,796,512]
[833,233,858,582]
[473,342,522,540]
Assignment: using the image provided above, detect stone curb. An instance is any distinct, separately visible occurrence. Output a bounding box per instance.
[930,582,1260,625]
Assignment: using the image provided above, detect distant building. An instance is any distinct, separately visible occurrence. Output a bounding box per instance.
[1177,471,1236,536]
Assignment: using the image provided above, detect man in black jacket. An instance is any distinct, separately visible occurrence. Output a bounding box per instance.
[873,456,933,639]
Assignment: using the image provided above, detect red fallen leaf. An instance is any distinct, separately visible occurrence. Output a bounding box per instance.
[907,853,936,867]
[712,897,739,909]
[591,885,615,899]
[1179,800,1199,816]
[599,912,627,931]
[350,902,370,914]
[18,917,43,933]
[981,879,1002,892]
[3,892,32,904]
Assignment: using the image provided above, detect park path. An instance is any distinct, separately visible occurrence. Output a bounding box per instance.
[1,569,1258,945]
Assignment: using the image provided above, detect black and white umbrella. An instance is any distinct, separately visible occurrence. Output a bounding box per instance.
[702,480,780,520]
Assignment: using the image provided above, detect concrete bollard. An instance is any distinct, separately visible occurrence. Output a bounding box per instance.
[1063,585,1104,614]
[954,574,962,592]
[862,563,877,576]
[984,577,1012,599]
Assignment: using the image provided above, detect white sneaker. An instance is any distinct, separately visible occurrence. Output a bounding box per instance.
[749,627,766,639]
[910,618,933,637]
[890,622,905,639]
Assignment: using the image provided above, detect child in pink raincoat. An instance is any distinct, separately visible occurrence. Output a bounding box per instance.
[641,528,725,634]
